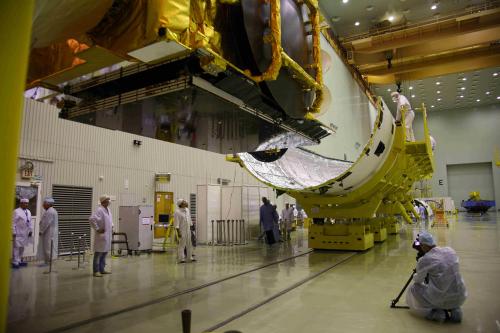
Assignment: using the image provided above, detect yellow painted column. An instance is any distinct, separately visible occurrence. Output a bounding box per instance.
[0,1,34,331]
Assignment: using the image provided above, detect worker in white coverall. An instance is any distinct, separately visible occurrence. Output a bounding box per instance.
[406,232,467,323]
[89,195,113,277]
[430,135,436,151]
[391,91,415,141]
[12,198,33,268]
[174,199,195,263]
[281,203,294,241]
[37,197,58,265]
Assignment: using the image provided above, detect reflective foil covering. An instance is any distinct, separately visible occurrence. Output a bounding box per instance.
[238,148,352,190]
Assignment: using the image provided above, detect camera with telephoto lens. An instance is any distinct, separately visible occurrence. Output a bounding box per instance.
[412,236,426,261]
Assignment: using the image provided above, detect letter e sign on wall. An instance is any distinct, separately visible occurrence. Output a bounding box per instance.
[438,179,444,186]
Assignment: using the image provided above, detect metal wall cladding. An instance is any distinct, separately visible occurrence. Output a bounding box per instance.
[17,98,268,232]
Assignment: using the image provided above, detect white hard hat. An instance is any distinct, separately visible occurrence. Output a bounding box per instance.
[391,91,399,97]
[99,194,111,203]
[177,199,185,206]
[418,232,436,246]
[20,198,29,203]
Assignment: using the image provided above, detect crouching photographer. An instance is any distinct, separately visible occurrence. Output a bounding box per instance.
[406,232,467,323]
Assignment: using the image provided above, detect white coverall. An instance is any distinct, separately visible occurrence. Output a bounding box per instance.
[281,207,294,233]
[38,207,59,263]
[12,207,33,265]
[174,207,193,262]
[430,136,436,151]
[395,94,415,142]
[89,206,113,252]
[406,247,467,316]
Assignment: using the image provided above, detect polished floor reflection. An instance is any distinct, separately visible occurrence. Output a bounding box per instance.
[8,213,500,333]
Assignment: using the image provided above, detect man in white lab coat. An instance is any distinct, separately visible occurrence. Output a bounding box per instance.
[391,91,415,141]
[37,197,58,265]
[281,203,294,241]
[12,198,33,268]
[174,199,195,263]
[406,232,467,323]
[89,195,113,277]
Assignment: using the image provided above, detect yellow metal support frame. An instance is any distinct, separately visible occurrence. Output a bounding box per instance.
[0,1,34,330]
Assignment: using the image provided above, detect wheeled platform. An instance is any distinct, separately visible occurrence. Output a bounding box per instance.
[308,223,374,251]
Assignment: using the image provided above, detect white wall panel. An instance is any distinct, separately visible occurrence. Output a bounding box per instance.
[17,99,271,240]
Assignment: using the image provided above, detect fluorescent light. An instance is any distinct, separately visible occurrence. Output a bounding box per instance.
[476,99,481,102]
[436,82,440,85]
[462,77,467,81]
[355,21,360,26]
[411,95,415,98]
[461,87,466,90]
[497,96,500,100]
[437,90,441,94]
[437,98,442,101]
[409,86,413,90]
[459,95,464,98]
[387,88,391,92]
[431,105,435,108]
[431,4,437,10]
[494,73,498,77]
[388,16,394,22]
[342,0,349,3]
[486,91,491,95]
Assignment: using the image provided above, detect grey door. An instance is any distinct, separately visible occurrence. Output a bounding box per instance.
[447,162,495,210]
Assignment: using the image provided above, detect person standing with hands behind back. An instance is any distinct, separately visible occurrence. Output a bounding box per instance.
[175,199,195,263]
[89,195,113,277]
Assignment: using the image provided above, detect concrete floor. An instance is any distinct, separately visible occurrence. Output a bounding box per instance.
[7,212,500,333]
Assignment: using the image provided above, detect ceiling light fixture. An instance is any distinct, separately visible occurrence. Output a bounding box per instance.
[476,99,480,102]
[437,98,442,101]
[431,4,438,10]
[342,0,349,3]
[388,16,395,22]
[497,96,500,100]
[459,95,464,98]
[436,82,440,85]
[437,91,440,94]
[462,77,467,81]
[409,86,413,90]
[461,87,466,90]
[387,88,391,92]
[431,105,435,108]
[366,5,374,11]
[486,91,491,95]
[411,95,415,98]
[355,21,360,26]
[493,73,498,77]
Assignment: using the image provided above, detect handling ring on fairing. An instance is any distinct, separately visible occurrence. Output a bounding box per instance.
[233,101,395,195]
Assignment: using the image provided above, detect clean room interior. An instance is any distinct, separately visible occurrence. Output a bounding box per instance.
[2,1,500,332]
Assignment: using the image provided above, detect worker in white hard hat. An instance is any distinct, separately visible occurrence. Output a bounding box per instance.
[174,199,195,263]
[12,198,33,268]
[89,194,113,277]
[37,197,58,265]
[406,231,467,323]
[391,91,415,141]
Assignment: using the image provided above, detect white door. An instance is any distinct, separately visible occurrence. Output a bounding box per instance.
[15,182,42,258]
[139,206,154,250]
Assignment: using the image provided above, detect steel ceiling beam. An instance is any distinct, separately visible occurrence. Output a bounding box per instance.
[364,48,500,84]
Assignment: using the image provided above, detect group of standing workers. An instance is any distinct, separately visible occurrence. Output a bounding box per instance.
[12,197,58,269]
[12,194,197,275]
[259,197,305,245]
